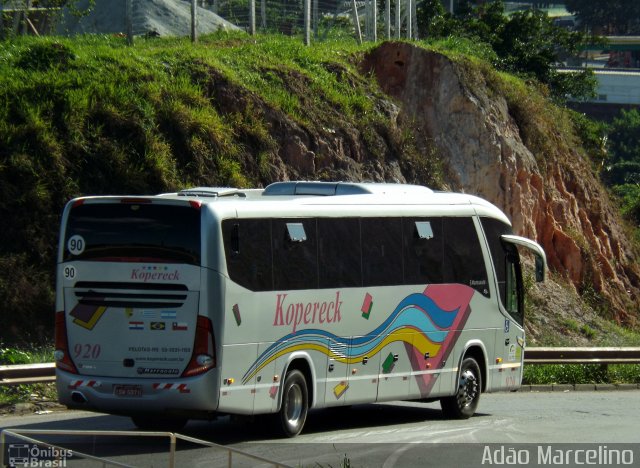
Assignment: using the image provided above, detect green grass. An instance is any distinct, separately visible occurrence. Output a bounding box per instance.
[0,31,638,367]
[0,345,53,365]
[0,382,57,406]
[524,364,640,385]
[0,345,56,406]
[0,33,386,344]
[5,32,476,346]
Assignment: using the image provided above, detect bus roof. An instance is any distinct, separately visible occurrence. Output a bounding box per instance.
[72,182,511,224]
[159,182,510,223]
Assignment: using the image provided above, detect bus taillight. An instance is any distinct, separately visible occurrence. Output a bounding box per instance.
[182,315,216,378]
[54,311,78,374]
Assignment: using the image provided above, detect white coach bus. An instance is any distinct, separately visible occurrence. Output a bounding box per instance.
[55,181,546,436]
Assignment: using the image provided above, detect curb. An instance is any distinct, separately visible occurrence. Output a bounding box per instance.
[521,383,640,392]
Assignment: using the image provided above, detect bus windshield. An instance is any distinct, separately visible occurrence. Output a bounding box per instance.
[63,203,201,265]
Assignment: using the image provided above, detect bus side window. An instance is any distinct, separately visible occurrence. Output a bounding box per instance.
[318,218,362,288]
[273,218,318,290]
[403,217,443,285]
[361,218,403,287]
[230,223,240,254]
[479,217,524,323]
[505,247,524,325]
[443,217,490,297]
[223,219,273,291]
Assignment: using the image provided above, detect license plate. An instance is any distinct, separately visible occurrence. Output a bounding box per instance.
[114,385,143,397]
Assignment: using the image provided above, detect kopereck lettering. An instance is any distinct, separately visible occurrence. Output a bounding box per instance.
[273,292,343,333]
[130,269,180,282]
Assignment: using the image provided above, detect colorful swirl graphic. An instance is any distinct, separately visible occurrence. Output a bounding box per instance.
[241,285,475,385]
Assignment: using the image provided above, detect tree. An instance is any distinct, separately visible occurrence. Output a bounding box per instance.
[603,109,640,225]
[612,184,640,227]
[417,0,459,39]
[603,109,640,241]
[565,0,640,35]
[608,108,640,169]
[464,0,506,46]
[417,1,597,102]
[494,9,596,101]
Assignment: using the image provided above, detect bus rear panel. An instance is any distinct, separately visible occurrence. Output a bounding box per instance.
[55,199,219,417]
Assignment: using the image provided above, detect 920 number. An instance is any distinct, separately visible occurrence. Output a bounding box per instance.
[74,343,101,360]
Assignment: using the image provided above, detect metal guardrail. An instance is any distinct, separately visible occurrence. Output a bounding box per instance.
[0,429,293,468]
[1,348,640,386]
[0,363,55,386]
[523,347,640,365]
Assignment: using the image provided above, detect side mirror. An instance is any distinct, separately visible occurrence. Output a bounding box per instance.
[500,234,547,283]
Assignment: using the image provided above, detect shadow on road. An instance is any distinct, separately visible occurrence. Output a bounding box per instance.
[1,402,491,464]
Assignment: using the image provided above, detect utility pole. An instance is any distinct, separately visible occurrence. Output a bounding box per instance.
[371,0,377,41]
[395,0,400,39]
[406,0,411,39]
[313,0,318,37]
[385,0,390,39]
[191,0,198,43]
[304,0,311,45]
[126,0,133,45]
[249,0,256,35]
[351,0,362,44]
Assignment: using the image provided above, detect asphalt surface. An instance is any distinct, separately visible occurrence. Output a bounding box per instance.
[1,390,639,467]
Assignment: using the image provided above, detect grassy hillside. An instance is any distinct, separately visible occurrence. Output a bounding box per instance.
[0,32,428,344]
[0,32,637,347]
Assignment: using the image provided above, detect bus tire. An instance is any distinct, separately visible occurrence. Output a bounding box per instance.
[279,369,308,437]
[440,357,481,419]
[131,415,187,432]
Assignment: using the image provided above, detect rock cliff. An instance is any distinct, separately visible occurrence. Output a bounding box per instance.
[219,41,640,325]
[359,42,639,324]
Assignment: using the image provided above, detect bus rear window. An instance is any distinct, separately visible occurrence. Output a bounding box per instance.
[63,203,201,265]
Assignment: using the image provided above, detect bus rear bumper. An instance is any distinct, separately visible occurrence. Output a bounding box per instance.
[55,369,220,418]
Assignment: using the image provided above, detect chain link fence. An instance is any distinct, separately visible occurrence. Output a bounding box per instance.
[1,0,418,44]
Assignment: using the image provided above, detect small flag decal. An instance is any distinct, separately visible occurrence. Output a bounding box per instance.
[161,310,177,319]
[361,293,373,319]
[128,321,144,330]
[172,322,188,331]
[150,322,166,330]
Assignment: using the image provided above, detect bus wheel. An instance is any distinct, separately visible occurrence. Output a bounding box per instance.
[131,415,187,432]
[440,357,481,419]
[279,369,308,437]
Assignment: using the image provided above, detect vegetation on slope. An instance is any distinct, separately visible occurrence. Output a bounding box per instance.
[0,32,638,349]
[0,32,437,344]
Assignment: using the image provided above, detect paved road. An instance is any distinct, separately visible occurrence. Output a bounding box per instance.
[2,391,640,467]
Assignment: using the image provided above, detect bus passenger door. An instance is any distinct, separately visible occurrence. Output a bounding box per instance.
[324,338,350,407]
[376,334,412,401]
[494,245,525,391]
[345,335,381,405]
[497,234,546,391]
[495,319,524,391]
